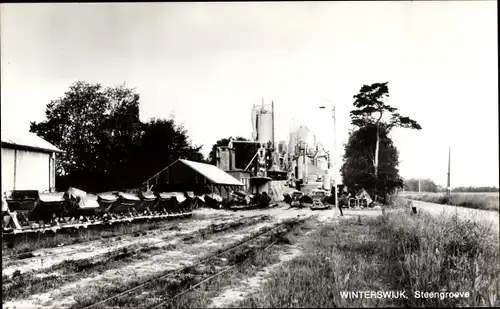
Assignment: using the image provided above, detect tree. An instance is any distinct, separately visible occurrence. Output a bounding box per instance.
[341,123,404,198]
[350,82,422,180]
[30,81,143,191]
[403,178,438,192]
[208,137,260,171]
[132,118,204,186]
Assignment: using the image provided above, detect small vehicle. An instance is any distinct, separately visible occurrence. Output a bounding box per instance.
[230,190,251,206]
[251,192,272,209]
[227,191,271,211]
[290,191,304,207]
[310,189,330,210]
[204,193,223,209]
[289,191,315,208]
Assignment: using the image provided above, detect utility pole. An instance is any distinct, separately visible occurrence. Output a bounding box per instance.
[332,104,338,211]
[320,101,338,212]
[447,146,451,197]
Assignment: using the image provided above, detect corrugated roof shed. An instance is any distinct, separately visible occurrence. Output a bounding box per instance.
[179,159,243,186]
[1,129,63,153]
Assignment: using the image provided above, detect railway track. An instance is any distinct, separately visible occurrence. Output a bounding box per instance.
[1,212,223,261]
[148,226,294,309]
[2,212,193,236]
[2,214,268,272]
[79,217,307,309]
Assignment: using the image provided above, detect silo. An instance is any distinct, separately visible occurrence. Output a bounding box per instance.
[317,156,328,171]
[297,126,308,144]
[297,126,317,155]
[258,110,273,144]
[278,140,287,154]
[251,104,273,145]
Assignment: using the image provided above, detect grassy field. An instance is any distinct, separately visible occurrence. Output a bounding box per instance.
[400,192,499,212]
[236,203,500,307]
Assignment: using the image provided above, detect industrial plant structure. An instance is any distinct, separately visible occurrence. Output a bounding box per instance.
[286,124,331,190]
[216,99,333,200]
[216,100,287,201]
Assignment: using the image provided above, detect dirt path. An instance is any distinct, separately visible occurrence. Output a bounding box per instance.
[207,241,307,308]
[409,199,499,233]
[208,246,303,308]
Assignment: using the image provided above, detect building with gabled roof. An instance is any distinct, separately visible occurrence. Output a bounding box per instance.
[142,159,243,200]
[1,129,63,193]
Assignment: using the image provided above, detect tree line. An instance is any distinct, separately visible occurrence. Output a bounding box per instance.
[31,81,204,193]
[452,186,499,193]
[402,179,498,193]
[403,178,439,192]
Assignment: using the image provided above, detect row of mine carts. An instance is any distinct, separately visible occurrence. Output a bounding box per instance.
[1,188,223,233]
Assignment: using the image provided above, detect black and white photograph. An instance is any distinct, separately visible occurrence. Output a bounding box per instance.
[1,1,498,308]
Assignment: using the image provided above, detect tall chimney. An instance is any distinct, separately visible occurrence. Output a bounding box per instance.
[217,146,231,171]
[230,147,236,170]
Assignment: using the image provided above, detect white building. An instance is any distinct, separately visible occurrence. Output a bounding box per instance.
[1,130,63,193]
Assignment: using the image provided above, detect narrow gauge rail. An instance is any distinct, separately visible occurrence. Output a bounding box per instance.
[3,214,267,269]
[2,213,192,236]
[81,217,307,309]
[148,219,304,309]
[1,212,193,252]
[2,213,198,261]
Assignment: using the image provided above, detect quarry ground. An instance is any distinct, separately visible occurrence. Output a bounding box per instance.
[2,200,497,309]
[1,204,357,309]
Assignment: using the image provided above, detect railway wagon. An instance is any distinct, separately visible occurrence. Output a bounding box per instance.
[2,187,197,234]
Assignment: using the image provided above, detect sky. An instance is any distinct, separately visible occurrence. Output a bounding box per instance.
[1,1,498,188]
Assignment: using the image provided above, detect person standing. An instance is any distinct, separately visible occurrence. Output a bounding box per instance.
[338,194,343,217]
